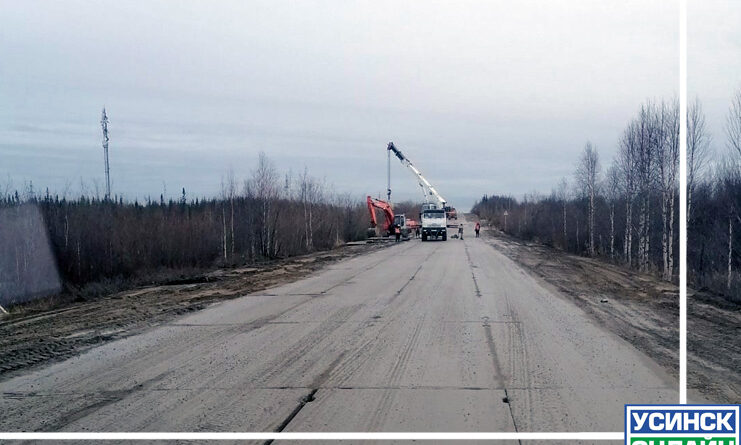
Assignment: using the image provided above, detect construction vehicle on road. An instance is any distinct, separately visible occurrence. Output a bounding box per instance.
[387,142,446,209]
[420,206,447,241]
[366,196,419,239]
[386,142,450,240]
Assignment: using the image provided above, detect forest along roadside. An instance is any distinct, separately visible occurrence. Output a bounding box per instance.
[480,226,740,404]
[0,242,390,381]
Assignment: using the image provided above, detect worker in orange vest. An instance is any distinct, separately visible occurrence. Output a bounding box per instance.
[394,225,401,242]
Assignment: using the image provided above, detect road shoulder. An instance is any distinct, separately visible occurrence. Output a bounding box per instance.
[480,227,739,404]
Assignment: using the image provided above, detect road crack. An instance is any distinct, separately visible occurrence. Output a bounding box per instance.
[502,388,522,444]
[263,388,318,445]
[263,351,348,443]
[464,245,482,297]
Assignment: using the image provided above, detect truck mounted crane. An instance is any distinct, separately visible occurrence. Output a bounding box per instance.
[387,142,457,220]
[386,142,457,241]
[387,142,446,210]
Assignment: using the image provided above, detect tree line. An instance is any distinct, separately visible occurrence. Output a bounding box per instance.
[687,91,741,299]
[473,93,741,301]
[0,153,371,305]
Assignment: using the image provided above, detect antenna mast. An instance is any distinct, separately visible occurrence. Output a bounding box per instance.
[101,108,110,200]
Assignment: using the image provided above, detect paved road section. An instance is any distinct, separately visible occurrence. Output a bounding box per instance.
[0,223,677,438]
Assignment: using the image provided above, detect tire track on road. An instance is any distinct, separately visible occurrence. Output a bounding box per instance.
[465,238,521,439]
[367,314,426,431]
[260,241,427,436]
[316,244,438,388]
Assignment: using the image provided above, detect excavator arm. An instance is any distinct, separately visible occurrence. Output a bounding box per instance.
[367,196,395,234]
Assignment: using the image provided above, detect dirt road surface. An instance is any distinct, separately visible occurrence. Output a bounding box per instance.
[1,218,677,442]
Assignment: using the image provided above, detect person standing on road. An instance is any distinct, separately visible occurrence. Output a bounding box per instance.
[475,221,481,238]
[458,223,464,240]
[394,225,401,242]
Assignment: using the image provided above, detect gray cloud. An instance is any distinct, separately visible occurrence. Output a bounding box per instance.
[1,0,684,210]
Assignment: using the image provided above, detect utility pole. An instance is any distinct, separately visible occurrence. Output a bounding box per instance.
[101,107,110,200]
[387,147,391,202]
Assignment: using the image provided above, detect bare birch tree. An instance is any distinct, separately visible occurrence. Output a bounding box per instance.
[619,122,638,265]
[472,93,738,296]
[604,164,620,259]
[723,90,741,290]
[556,177,569,249]
[726,88,741,159]
[687,97,711,222]
[298,167,323,252]
[657,100,679,280]
[250,152,279,258]
[225,169,237,258]
[715,159,739,292]
[219,177,228,261]
[636,103,659,273]
[575,142,601,256]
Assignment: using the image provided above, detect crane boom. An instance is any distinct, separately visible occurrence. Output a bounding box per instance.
[387,142,446,208]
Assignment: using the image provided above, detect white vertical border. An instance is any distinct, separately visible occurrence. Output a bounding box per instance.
[679,0,688,405]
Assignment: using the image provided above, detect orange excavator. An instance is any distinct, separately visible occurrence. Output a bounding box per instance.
[366,196,419,238]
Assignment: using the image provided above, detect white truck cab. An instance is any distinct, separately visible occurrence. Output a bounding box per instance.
[420,207,447,241]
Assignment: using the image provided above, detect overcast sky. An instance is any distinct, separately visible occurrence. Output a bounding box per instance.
[0,1,693,210]
[689,0,741,165]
